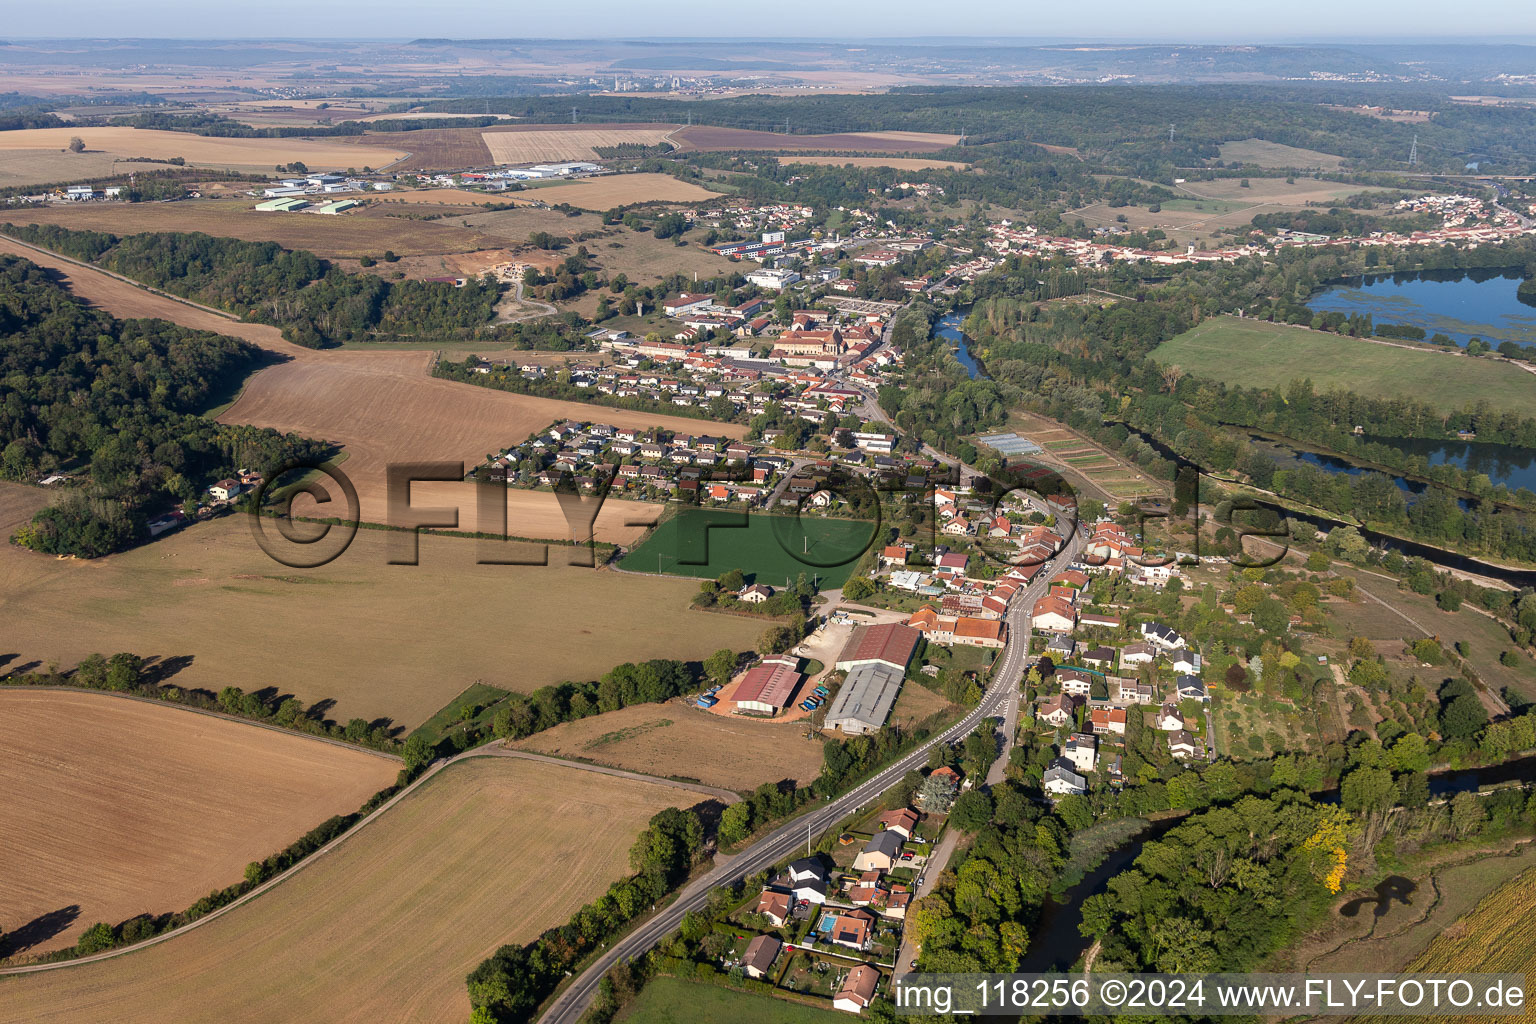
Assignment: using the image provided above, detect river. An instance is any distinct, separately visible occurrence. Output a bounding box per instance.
[1019,756,1536,972]
[1364,435,1536,496]
[1307,266,1536,348]
[937,312,984,379]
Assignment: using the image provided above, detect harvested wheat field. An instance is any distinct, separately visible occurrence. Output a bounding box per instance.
[0,151,185,189]
[2,200,501,259]
[669,126,956,153]
[218,350,744,530]
[0,690,397,956]
[480,125,678,164]
[0,757,694,1024]
[785,155,971,171]
[0,233,740,537]
[510,173,716,209]
[0,481,52,536]
[0,518,763,730]
[0,127,406,174]
[515,704,826,791]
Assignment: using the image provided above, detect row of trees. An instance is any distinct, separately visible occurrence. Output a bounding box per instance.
[3,224,500,348]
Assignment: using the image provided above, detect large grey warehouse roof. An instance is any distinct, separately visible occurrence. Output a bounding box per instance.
[824,661,904,734]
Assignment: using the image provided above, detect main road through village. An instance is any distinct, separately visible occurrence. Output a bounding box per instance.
[538,521,1087,1024]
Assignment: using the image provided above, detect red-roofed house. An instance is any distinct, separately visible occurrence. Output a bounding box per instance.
[1031,595,1077,633]
[835,963,881,1013]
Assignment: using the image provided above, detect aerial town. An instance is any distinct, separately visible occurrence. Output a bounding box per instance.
[0,27,1534,1024]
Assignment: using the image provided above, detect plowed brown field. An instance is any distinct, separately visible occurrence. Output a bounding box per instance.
[0,690,397,955]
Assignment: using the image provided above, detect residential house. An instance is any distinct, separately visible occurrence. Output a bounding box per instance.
[1082,646,1117,670]
[1117,678,1156,704]
[739,583,775,604]
[1043,761,1088,796]
[1120,642,1158,666]
[1045,635,1076,660]
[878,807,920,840]
[1064,732,1097,774]
[1155,703,1185,731]
[1031,595,1077,633]
[849,869,883,906]
[1036,693,1077,728]
[953,617,1005,649]
[1057,668,1095,697]
[1168,729,1205,759]
[1176,674,1209,702]
[1140,622,1184,650]
[834,963,881,1014]
[787,857,827,886]
[741,934,782,979]
[209,478,244,501]
[934,552,969,576]
[880,545,909,567]
[753,888,793,927]
[825,908,878,951]
[1089,706,1127,736]
[1169,649,1203,675]
[853,830,904,872]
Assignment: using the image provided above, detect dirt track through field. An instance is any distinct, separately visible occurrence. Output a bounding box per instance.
[0,690,397,955]
[0,757,694,1023]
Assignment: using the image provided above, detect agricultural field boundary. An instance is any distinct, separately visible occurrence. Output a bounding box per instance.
[0,742,723,977]
[0,685,403,763]
[0,230,249,326]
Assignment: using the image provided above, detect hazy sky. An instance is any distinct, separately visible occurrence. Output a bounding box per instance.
[7,1,1535,42]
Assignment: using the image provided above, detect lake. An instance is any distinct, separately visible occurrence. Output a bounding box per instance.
[1308,267,1536,347]
[937,312,984,378]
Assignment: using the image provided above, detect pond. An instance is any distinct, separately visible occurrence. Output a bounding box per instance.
[1307,267,1536,348]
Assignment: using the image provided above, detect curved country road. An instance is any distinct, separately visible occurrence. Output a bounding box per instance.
[537,524,1084,1024]
[0,744,733,978]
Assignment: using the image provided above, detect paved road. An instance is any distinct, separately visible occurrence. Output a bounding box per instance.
[892,524,1084,979]
[537,675,1010,1024]
[540,523,1084,1022]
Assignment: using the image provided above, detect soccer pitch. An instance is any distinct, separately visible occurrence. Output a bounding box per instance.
[619,507,878,588]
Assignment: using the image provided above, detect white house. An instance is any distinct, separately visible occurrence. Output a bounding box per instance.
[1043,761,1087,796]
[1063,732,1097,774]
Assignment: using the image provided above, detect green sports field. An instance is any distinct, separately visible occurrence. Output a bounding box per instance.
[617,977,844,1024]
[1151,316,1536,417]
[619,507,877,588]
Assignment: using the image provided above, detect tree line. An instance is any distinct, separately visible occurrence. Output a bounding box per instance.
[0,255,332,557]
[2,224,500,348]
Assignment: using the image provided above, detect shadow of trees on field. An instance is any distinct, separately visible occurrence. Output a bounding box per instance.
[0,905,81,957]
[139,654,194,686]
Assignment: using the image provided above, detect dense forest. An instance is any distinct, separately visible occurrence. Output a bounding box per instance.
[1,224,501,347]
[0,255,331,556]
